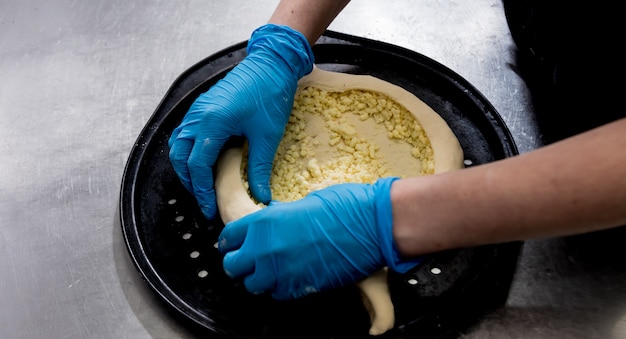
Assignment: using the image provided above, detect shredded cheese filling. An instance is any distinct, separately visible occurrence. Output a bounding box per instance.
[242,86,435,203]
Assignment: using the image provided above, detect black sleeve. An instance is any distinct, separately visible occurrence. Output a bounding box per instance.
[503,0,623,142]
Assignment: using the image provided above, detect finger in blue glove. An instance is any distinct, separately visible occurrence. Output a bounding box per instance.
[168,24,314,219]
[218,177,421,300]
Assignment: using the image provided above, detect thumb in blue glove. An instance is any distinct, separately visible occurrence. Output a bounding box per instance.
[218,177,421,300]
[168,24,314,219]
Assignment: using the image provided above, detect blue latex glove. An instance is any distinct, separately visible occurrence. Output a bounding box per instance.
[168,24,314,219]
[218,177,421,300]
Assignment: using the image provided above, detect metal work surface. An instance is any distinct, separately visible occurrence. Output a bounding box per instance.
[1,1,624,338]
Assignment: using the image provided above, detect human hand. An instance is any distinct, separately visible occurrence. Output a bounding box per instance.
[218,177,421,300]
[168,24,314,219]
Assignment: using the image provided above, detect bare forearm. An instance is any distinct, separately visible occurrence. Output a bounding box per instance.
[392,118,626,256]
[268,0,351,45]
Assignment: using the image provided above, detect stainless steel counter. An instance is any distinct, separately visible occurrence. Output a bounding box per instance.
[1,1,624,338]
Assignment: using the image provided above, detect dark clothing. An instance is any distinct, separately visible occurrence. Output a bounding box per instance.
[503,0,623,143]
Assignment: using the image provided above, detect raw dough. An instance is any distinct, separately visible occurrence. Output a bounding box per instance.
[215,146,261,224]
[356,268,395,336]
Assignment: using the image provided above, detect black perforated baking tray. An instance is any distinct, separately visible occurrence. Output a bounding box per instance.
[120,31,521,339]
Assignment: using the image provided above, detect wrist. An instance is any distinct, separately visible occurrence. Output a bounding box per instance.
[374,177,422,273]
[390,175,456,257]
[247,24,315,79]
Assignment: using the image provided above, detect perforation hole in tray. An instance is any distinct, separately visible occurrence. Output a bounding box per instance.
[157,189,223,285]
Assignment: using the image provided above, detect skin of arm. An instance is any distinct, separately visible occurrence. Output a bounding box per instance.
[392,117,626,257]
[264,0,626,260]
[268,0,351,45]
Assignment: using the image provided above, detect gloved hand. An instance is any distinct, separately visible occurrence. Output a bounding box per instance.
[168,24,314,219]
[218,177,421,300]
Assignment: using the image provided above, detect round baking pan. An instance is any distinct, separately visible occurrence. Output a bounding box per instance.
[120,31,521,339]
